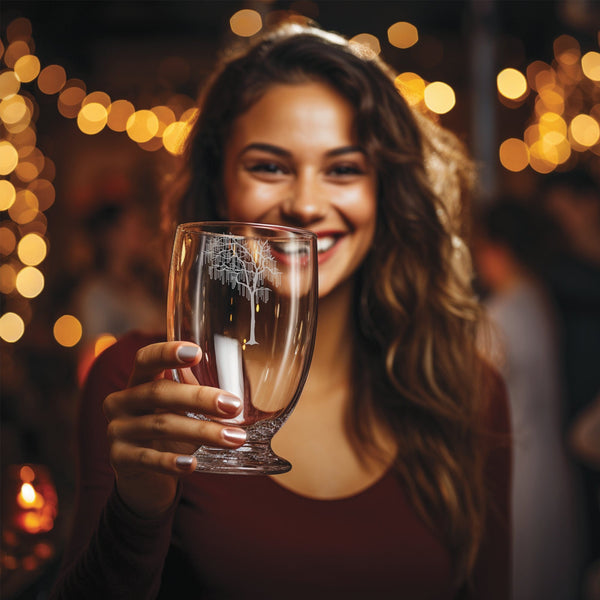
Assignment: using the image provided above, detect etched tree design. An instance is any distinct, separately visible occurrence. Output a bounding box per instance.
[203,235,281,345]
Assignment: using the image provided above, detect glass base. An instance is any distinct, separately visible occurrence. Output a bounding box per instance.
[193,441,292,475]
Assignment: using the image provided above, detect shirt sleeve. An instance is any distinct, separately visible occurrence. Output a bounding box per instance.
[469,368,513,600]
[50,331,174,600]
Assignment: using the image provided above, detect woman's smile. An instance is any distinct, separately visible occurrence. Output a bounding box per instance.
[222,81,378,298]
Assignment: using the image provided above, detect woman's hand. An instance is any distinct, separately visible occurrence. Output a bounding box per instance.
[103,341,246,518]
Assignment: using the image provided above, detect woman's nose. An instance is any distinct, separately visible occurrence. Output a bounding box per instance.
[280,173,327,225]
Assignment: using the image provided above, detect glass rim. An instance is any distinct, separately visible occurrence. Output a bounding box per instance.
[176,221,317,241]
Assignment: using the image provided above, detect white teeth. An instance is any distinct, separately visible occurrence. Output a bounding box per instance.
[317,237,336,253]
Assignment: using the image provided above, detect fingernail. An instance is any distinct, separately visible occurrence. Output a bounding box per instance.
[177,345,200,363]
[222,428,247,444]
[176,455,194,468]
[217,394,242,415]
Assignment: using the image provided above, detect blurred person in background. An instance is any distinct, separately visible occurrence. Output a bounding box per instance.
[474,198,585,600]
[72,177,166,382]
[538,169,600,598]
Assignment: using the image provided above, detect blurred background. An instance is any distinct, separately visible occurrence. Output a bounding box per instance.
[1,1,600,598]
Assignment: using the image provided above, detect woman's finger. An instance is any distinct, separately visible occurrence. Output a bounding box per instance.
[110,441,199,476]
[103,378,242,420]
[107,412,247,448]
[127,341,202,387]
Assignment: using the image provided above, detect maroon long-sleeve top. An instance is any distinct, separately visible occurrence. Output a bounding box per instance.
[51,331,511,599]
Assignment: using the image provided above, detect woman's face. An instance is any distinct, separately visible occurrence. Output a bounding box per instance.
[222,82,378,298]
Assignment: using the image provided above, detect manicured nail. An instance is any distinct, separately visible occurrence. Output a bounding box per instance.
[217,394,242,415]
[222,428,247,444]
[176,455,194,468]
[176,345,200,363]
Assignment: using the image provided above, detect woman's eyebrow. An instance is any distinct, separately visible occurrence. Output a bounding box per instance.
[239,143,291,157]
[239,143,365,158]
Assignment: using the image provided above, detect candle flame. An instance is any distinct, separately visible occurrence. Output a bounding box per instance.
[17,482,44,509]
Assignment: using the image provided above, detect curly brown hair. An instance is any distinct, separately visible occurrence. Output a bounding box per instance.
[162,23,490,587]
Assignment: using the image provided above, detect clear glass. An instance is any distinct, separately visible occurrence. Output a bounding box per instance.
[167,222,318,474]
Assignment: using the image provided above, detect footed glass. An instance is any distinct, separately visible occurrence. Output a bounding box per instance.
[167,222,318,474]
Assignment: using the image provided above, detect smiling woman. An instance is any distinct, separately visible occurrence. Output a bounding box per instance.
[222,81,377,298]
[51,24,510,600]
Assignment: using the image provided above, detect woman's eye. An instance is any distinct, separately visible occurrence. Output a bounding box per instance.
[247,162,286,175]
[329,164,364,177]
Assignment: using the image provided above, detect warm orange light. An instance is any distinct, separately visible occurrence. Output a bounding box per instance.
[0,228,17,256]
[14,55,41,83]
[126,110,159,143]
[151,105,176,136]
[0,311,24,342]
[18,482,44,509]
[424,81,455,114]
[499,138,529,172]
[350,33,381,56]
[497,68,528,100]
[9,189,39,225]
[37,65,67,95]
[163,121,192,155]
[16,266,44,298]
[18,233,47,266]
[95,334,117,356]
[107,99,135,132]
[54,315,83,347]
[570,114,600,147]
[0,70,20,99]
[582,51,600,82]
[388,22,418,49]
[77,102,108,135]
[0,94,28,125]
[4,41,31,69]
[0,179,16,210]
[0,140,19,175]
[230,9,263,37]
[20,465,35,482]
[554,34,580,65]
[394,72,426,106]
[82,91,111,108]
[58,85,87,119]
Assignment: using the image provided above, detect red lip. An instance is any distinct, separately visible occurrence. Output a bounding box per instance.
[313,231,345,265]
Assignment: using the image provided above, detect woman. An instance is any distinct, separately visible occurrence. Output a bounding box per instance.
[51,24,510,599]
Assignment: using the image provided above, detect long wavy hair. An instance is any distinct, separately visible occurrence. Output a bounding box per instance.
[163,24,490,588]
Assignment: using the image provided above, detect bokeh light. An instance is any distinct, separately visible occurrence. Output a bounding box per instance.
[394,72,426,106]
[15,265,44,298]
[17,233,47,266]
[77,102,108,135]
[424,81,455,114]
[497,68,528,100]
[126,110,159,143]
[0,312,25,343]
[14,55,41,83]
[230,9,263,37]
[582,51,600,81]
[94,334,117,356]
[0,263,17,293]
[388,22,419,49]
[0,179,17,210]
[350,33,381,56]
[499,138,529,172]
[163,121,192,155]
[4,41,31,69]
[107,99,135,132]
[0,227,17,255]
[37,65,67,95]
[9,189,39,224]
[570,114,600,147]
[0,70,21,99]
[53,315,83,347]
[0,140,19,175]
